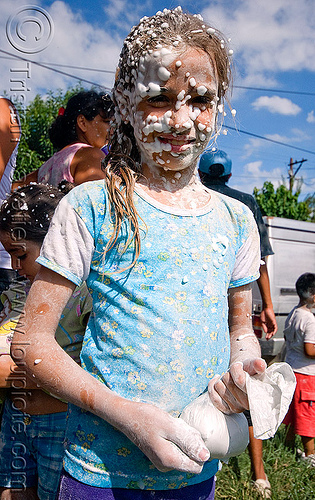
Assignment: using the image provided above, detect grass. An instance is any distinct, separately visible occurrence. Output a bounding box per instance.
[215,425,315,499]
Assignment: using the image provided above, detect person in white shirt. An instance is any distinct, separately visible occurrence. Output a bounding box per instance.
[283,272,315,466]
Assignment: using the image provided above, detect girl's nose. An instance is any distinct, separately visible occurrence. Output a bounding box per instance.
[169,104,193,132]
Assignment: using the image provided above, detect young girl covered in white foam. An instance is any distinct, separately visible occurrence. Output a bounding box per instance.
[13,8,265,499]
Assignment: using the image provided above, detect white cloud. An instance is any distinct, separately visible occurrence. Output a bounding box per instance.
[103,0,149,34]
[201,0,315,84]
[307,110,315,123]
[231,160,284,194]
[0,1,121,99]
[252,96,301,115]
[266,129,310,143]
[243,138,266,159]
[241,128,309,160]
[246,160,264,175]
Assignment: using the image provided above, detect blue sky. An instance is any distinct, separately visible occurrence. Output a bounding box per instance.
[1,0,314,197]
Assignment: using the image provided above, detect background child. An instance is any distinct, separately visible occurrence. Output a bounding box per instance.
[0,184,92,499]
[283,272,315,466]
[13,8,264,500]
[13,91,114,189]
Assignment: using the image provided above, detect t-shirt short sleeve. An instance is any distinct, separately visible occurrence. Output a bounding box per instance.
[304,314,315,343]
[37,195,95,286]
[229,206,260,288]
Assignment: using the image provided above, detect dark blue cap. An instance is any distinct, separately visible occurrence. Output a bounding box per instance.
[198,149,232,176]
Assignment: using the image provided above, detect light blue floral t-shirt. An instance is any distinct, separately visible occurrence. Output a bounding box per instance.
[38,180,260,490]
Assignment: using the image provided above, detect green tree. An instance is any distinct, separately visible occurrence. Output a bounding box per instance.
[253,181,312,221]
[15,84,85,180]
[304,193,315,222]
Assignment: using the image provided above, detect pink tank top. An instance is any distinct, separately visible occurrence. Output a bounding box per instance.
[37,143,91,186]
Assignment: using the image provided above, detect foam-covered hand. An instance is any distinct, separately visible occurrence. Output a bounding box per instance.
[208,358,266,414]
[116,401,210,473]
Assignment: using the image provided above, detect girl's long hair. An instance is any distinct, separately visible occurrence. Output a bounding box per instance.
[104,8,232,268]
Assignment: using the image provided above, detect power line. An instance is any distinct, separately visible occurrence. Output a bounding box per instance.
[0,55,116,75]
[0,49,111,91]
[236,175,287,179]
[225,125,315,156]
[234,85,315,97]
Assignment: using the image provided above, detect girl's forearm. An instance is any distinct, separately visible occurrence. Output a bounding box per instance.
[12,272,123,422]
[208,284,265,414]
[228,284,261,366]
[229,328,261,366]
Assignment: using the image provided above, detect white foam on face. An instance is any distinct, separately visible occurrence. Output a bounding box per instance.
[189,106,201,121]
[158,67,171,81]
[122,43,218,179]
[148,82,161,96]
[197,85,207,96]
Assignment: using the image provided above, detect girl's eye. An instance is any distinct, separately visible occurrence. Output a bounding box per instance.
[191,95,214,106]
[18,254,27,261]
[146,95,169,107]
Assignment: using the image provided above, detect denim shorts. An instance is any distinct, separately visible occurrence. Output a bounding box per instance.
[0,398,67,499]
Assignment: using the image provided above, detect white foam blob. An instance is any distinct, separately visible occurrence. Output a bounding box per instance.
[158,67,171,81]
[180,392,249,460]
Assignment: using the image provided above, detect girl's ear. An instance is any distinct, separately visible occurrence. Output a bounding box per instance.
[76,114,87,133]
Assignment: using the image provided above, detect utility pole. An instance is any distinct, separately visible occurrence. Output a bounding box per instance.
[288,158,307,193]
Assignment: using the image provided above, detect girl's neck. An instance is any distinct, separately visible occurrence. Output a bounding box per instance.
[136,162,211,210]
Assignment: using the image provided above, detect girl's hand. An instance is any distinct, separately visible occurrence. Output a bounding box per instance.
[207,358,266,414]
[116,400,210,473]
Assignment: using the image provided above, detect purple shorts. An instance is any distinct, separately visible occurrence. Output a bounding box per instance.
[58,470,215,500]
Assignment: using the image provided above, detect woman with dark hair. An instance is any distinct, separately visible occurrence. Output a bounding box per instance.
[14,90,114,188]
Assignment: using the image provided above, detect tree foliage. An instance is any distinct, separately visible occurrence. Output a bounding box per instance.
[253,181,313,222]
[14,84,85,180]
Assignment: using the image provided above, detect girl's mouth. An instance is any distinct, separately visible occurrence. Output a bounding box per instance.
[158,135,195,152]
